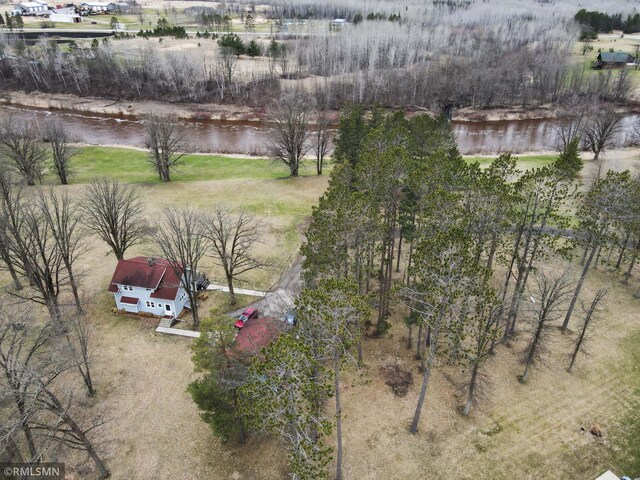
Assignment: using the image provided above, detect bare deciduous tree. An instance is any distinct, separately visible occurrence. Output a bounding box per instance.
[218,46,238,85]
[0,303,48,462]
[552,101,589,151]
[568,288,607,373]
[38,188,86,313]
[145,114,189,182]
[0,116,46,186]
[267,92,312,177]
[0,183,96,395]
[62,307,96,396]
[206,206,268,305]
[583,109,623,167]
[42,119,76,185]
[0,171,22,290]
[0,183,66,325]
[80,179,148,260]
[153,208,210,329]
[520,271,573,384]
[0,303,107,476]
[313,108,331,175]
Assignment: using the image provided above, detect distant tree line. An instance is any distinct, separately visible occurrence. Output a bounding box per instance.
[0,2,636,110]
[137,17,188,39]
[575,9,640,34]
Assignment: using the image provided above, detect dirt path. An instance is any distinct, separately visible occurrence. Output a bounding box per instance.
[227,255,303,319]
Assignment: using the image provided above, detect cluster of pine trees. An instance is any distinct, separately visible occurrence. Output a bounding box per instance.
[189,107,640,479]
[575,8,640,34]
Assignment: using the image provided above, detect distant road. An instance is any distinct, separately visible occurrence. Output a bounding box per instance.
[10,27,334,37]
[598,33,640,41]
[16,28,114,33]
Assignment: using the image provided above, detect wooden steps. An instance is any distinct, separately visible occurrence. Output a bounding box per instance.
[158,317,174,329]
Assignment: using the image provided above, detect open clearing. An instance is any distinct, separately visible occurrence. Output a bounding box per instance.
[50,146,320,184]
[1,147,639,479]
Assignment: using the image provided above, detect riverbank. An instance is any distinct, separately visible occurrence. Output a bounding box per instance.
[3,90,640,125]
[0,91,268,123]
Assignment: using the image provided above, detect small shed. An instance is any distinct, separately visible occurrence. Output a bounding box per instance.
[331,18,349,30]
[233,317,283,356]
[49,9,82,22]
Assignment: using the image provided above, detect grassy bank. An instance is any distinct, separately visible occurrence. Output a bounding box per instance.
[54,146,318,184]
[47,146,561,186]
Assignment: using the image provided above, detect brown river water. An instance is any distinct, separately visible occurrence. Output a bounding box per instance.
[0,105,638,155]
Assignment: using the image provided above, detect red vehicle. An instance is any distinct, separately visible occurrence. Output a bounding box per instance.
[234,307,259,329]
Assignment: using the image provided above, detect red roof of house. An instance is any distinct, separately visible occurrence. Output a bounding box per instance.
[233,317,282,356]
[108,257,184,301]
[120,296,139,305]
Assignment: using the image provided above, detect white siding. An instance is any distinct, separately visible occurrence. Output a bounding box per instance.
[112,282,188,318]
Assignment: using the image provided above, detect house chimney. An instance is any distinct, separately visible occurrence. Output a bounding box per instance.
[147,257,156,268]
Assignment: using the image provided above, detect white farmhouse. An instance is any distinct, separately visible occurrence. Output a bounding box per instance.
[107,256,191,319]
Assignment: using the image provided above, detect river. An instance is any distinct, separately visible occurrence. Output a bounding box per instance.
[0,105,638,155]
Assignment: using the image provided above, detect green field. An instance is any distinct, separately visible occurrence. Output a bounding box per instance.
[48,147,561,186]
[52,146,319,184]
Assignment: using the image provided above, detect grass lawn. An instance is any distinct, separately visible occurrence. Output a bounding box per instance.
[48,146,330,290]
[53,146,561,187]
[54,146,319,184]
[608,330,640,475]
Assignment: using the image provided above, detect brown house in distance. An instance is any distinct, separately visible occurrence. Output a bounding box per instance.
[594,51,636,69]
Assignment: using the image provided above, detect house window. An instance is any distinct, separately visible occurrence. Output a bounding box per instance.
[145,301,151,308]
[123,285,133,292]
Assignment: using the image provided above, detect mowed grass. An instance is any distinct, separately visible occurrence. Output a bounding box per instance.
[52,146,318,184]
[47,146,559,186]
[609,330,640,475]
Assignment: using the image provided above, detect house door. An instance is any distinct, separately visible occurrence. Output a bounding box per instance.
[165,304,172,316]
